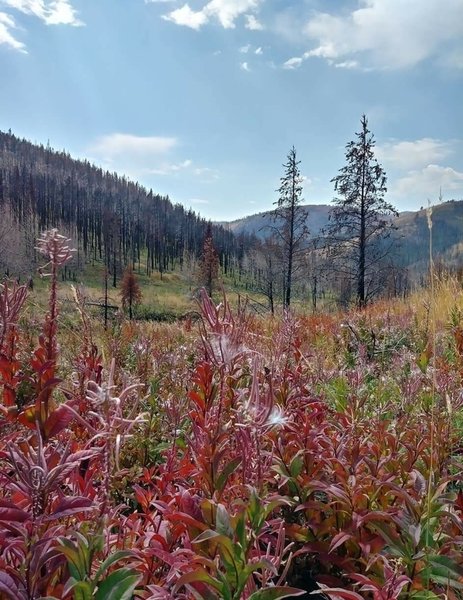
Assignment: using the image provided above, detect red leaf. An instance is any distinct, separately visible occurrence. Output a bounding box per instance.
[0,572,21,600]
[317,585,364,600]
[0,500,30,522]
[329,531,354,553]
[44,403,75,438]
[44,496,95,521]
[188,390,206,412]
[17,405,36,429]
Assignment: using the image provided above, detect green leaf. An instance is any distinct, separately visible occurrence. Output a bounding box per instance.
[69,580,93,600]
[426,554,463,590]
[417,348,431,373]
[216,503,233,538]
[289,452,304,478]
[215,457,242,495]
[248,587,306,599]
[242,558,277,583]
[94,550,137,582]
[58,539,88,580]
[94,568,141,600]
[234,511,247,552]
[173,568,224,595]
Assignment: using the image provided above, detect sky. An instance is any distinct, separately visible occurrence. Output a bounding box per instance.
[0,0,462,221]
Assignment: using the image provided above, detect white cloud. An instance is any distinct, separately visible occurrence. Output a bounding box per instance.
[0,10,26,51]
[239,43,250,53]
[88,133,179,178]
[297,0,463,70]
[193,166,219,181]
[283,55,306,69]
[245,13,263,30]
[333,60,358,69]
[240,61,250,71]
[87,133,218,184]
[150,159,193,175]
[1,0,83,26]
[255,46,263,55]
[377,138,455,171]
[162,4,207,30]
[395,164,463,199]
[89,133,177,161]
[162,0,262,30]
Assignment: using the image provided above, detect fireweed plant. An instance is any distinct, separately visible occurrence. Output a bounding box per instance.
[0,229,462,598]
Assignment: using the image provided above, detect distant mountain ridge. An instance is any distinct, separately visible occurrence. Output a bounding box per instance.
[222,204,331,239]
[222,200,463,272]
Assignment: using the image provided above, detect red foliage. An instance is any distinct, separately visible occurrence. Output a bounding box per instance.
[1,231,463,598]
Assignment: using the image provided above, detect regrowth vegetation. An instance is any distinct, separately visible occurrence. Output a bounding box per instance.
[1,232,463,599]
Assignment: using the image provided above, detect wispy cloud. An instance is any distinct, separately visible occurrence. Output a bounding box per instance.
[375,137,463,205]
[0,0,82,51]
[1,0,83,26]
[240,43,263,56]
[394,165,463,199]
[283,55,305,70]
[150,159,193,176]
[284,0,463,71]
[193,166,219,181]
[0,10,26,51]
[89,133,178,162]
[88,133,219,184]
[376,138,455,171]
[162,0,263,31]
[240,61,250,72]
[88,133,179,178]
[245,13,263,30]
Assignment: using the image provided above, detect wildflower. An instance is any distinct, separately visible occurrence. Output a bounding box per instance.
[265,405,289,429]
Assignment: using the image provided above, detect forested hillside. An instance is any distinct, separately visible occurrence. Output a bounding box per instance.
[0,130,249,280]
[3,129,463,310]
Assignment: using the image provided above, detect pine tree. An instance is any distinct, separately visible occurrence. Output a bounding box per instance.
[120,266,142,319]
[273,146,308,308]
[327,115,398,308]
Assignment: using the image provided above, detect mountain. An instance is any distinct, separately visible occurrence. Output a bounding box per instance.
[223,199,463,273]
[223,204,331,240]
[392,200,463,270]
[2,128,463,289]
[0,130,246,280]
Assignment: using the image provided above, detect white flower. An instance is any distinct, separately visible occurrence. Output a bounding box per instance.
[265,406,289,429]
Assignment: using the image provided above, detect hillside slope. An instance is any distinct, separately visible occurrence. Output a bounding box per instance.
[0,130,244,279]
[224,200,463,272]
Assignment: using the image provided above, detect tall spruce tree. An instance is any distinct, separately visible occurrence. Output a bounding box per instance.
[273,146,308,308]
[327,115,398,308]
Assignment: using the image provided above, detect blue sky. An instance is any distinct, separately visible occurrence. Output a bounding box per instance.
[0,0,462,221]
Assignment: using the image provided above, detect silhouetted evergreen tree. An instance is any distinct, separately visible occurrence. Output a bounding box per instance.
[273,146,308,308]
[326,115,397,307]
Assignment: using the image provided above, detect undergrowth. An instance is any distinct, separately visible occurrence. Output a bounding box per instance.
[1,231,463,599]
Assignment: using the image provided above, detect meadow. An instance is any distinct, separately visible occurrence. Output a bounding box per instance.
[1,230,463,599]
